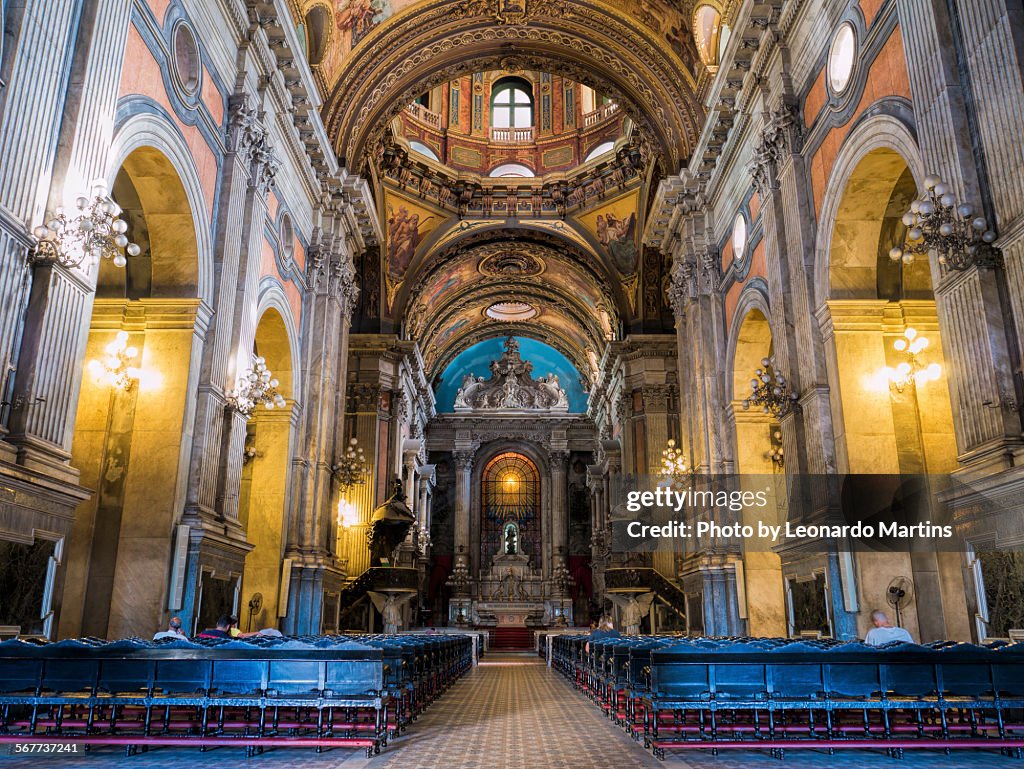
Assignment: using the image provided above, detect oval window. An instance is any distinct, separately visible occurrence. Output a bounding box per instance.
[828,23,857,94]
[732,211,748,259]
[172,23,201,97]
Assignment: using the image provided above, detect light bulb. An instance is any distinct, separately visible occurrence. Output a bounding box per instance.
[957,204,973,218]
[897,362,912,375]
[115,330,130,344]
[905,328,917,340]
[894,339,908,351]
[927,363,941,379]
[113,254,126,267]
[126,243,141,257]
[124,346,138,359]
[889,247,903,261]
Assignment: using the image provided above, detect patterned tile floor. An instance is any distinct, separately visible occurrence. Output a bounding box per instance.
[0,654,1020,768]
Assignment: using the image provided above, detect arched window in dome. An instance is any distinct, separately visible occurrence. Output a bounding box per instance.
[489,163,535,178]
[303,6,329,67]
[409,141,439,161]
[694,5,724,67]
[491,78,534,129]
[585,141,615,162]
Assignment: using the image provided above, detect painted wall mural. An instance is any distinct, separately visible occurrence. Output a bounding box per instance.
[578,189,640,276]
[384,191,442,308]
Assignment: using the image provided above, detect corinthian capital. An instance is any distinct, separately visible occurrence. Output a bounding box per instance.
[226,93,279,193]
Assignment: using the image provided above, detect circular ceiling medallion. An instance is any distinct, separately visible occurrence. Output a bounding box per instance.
[478,248,545,277]
[485,301,539,321]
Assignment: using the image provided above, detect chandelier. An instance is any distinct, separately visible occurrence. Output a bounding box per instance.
[660,439,691,486]
[86,331,140,390]
[32,183,140,269]
[332,438,368,491]
[226,356,285,419]
[872,328,942,393]
[742,357,799,416]
[888,175,1001,271]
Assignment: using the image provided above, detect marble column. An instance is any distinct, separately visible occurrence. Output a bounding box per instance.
[896,3,1023,470]
[549,450,569,577]
[450,449,474,594]
[4,0,133,473]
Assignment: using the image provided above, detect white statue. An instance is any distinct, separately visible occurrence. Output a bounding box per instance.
[607,592,656,634]
[368,591,415,634]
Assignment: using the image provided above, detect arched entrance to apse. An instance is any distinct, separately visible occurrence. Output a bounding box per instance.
[236,302,298,633]
[726,295,787,637]
[817,127,963,643]
[64,144,204,640]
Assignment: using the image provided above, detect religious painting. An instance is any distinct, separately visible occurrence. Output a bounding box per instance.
[334,0,394,49]
[577,190,640,277]
[383,192,442,308]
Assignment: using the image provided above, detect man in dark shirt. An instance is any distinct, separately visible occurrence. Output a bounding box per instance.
[198,614,235,639]
[586,615,621,652]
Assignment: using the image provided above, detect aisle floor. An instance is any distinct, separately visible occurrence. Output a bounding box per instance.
[0,653,1020,768]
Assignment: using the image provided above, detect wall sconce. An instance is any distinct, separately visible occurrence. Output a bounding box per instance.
[869,328,942,393]
[742,357,799,416]
[226,356,285,419]
[32,182,140,269]
[332,437,368,491]
[337,498,360,528]
[765,430,784,469]
[86,331,140,390]
[889,174,1001,271]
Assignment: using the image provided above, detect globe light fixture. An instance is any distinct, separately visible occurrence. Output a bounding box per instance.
[32,182,140,269]
[332,437,368,491]
[870,328,943,394]
[742,357,799,416]
[226,355,285,419]
[660,438,691,487]
[86,331,141,390]
[889,174,1001,271]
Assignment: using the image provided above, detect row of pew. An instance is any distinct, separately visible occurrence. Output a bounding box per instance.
[552,634,1024,759]
[0,633,474,756]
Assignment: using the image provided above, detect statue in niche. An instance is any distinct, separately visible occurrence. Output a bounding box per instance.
[503,522,519,555]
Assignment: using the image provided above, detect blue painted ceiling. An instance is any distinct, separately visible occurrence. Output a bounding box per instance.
[435,336,587,413]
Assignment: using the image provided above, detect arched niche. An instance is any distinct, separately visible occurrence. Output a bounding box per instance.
[238,305,298,631]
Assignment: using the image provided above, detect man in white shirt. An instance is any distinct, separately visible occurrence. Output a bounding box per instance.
[153,616,187,641]
[864,610,914,646]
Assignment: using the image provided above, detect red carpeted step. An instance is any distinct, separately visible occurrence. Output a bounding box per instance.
[490,627,535,650]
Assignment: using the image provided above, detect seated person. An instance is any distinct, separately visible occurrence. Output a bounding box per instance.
[586,615,621,652]
[864,610,914,646]
[198,614,235,639]
[153,616,186,640]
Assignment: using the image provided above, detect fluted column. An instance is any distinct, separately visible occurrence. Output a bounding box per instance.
[896,3,1023,469]
[4,0,133,468]
[183,95,275,526]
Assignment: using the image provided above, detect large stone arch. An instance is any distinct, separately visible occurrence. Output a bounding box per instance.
[107,109,215,307]
[812,113,927,310]
[323,0,704,171]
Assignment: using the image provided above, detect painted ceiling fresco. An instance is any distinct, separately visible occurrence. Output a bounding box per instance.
[297,0,706,92]
[406,237,619,381]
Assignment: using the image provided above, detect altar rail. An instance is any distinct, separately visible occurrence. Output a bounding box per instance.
[553,634,1024,759]
[0,633,472,756]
